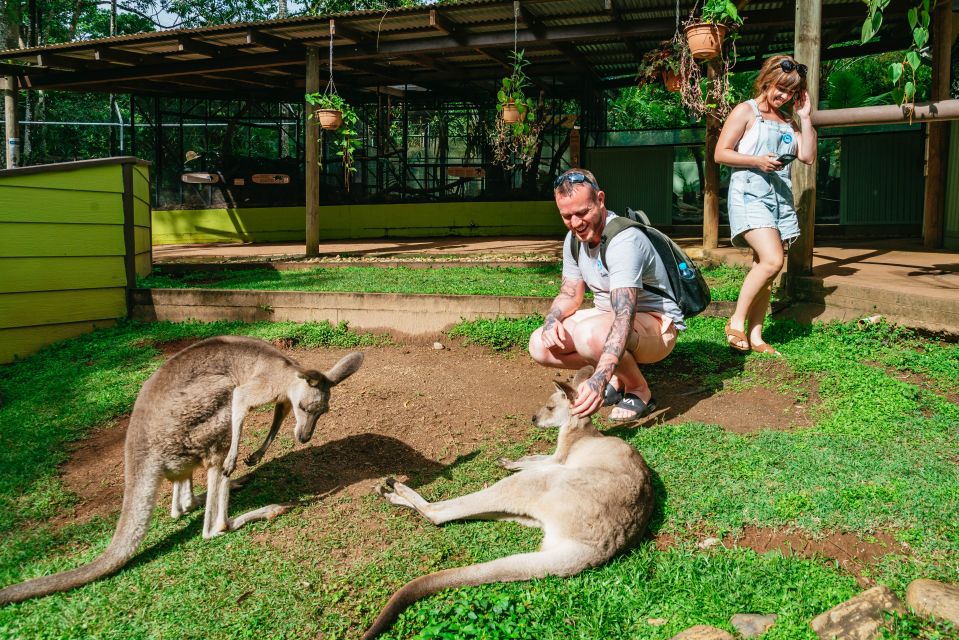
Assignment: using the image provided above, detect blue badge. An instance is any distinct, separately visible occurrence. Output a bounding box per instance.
[782,133,793,144]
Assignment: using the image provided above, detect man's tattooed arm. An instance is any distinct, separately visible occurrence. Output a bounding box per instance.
[586,287,637,395]
[543,276,585,333]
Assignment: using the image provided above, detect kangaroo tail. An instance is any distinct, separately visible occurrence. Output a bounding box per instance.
[362,545,592,640]
[0,454,162,605]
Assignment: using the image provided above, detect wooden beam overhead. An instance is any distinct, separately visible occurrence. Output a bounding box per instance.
[36,52,91,70]
[554,42,602,83]
[94,47,153,66]
[331,19,376,53]
[246,29,301,53]
[429,9,467,45]
[516,3,547,39]
[177,36,224,58]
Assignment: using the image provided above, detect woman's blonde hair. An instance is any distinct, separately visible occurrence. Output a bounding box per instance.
[753,55,807,102]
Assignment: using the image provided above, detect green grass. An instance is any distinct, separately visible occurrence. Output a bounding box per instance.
[141,263,748,301]
[1,316,957,638]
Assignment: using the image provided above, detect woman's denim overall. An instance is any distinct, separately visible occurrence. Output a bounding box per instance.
[727,99,800,248]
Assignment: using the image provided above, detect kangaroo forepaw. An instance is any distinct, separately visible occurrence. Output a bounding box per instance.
[245,451,263,466]
[223,453,238,477]
[497,457,516,469]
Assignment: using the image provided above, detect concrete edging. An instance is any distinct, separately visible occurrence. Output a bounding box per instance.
[132,288,737,336]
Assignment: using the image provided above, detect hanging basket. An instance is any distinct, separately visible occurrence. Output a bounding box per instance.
[662,70,682,92]
[316,108,343,131]
[502,100,521,124]
[683,23,728,60]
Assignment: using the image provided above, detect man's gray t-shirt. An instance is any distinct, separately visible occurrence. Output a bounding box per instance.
[561,211,686,330]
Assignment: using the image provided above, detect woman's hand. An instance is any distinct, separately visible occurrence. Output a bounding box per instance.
[754,153,783,173]
[795,90,812,119]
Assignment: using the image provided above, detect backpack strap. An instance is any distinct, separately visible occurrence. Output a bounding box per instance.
[599,216,680,307]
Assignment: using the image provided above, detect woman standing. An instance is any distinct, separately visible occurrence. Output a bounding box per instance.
[715,55,817,355]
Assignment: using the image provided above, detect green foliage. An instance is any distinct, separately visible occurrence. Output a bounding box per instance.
[496,50,537,125]
[699,0,744,26]
[860,0,933,108]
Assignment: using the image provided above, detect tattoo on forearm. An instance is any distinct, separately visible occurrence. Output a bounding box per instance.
[545,277,582,330]
[603,288,637,360]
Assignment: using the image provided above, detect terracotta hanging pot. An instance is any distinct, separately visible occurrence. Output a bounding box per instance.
[683,23,728,60]
[502,100,521,124]
[662,70,682,92]
[316,109,343,131]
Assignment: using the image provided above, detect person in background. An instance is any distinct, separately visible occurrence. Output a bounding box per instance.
[715,55,817,355]
[528,168,685,421]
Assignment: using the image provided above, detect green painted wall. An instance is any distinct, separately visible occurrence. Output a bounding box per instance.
[840,132,924,225]
[0,158,150,363]
[585,147,674,224]
[944,123,959,251]
[152,200,565,245]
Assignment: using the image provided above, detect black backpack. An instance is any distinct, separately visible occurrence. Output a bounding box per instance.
[567,208,711,318]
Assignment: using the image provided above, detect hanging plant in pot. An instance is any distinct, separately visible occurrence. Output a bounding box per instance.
[491,49,545,170]
[305,91,361,192]
[677,0,743,121]
[683,0,742,60]
[636,38,684,93]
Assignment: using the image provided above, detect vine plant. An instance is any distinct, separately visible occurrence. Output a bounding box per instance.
[861,0,934,111]
[491,49,545,170]
[678,0,743,122]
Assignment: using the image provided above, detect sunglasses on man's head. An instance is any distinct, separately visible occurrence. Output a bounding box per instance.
[554,171,599,191]
[780,59,807,78]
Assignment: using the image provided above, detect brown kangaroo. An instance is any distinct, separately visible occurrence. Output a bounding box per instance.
[363,366,654,639]
[0,335,363,605]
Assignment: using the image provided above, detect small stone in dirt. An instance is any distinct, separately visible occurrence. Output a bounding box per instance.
[810,585,904,640]
[670,625,735,640]
[698,536,721,550]
[730,613,778,638]
[906,578,959,626]
[647,618,668,626]
[432,342,444,350]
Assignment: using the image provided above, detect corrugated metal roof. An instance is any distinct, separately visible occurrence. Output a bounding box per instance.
[0,0,912,101]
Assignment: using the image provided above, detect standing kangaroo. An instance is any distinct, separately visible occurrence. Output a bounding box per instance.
[0,335,363,605]
[363,366,654,639]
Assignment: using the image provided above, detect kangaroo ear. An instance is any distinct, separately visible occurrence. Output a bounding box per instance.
[324,351,364,386]
[571,366,594,388]
[297,370,326,387]
[552,380,576,402]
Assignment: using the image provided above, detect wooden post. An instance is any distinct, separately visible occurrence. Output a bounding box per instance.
[922,0,952,249]
[787,0,821,279]
[305,46,320,257]
[702,61,720,251]
[3,76,19,169]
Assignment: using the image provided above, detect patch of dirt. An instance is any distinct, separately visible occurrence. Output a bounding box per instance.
[879,365,959,406]
[655,526,905,586]
[52,343,820,537]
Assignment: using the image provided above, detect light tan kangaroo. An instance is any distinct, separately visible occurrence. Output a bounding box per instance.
[363,366,654,639]
[0,335,363,605]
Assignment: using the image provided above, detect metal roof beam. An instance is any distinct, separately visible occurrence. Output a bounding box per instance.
[331,19,377,54]
[554,42,602,82]
[516,2,546,39]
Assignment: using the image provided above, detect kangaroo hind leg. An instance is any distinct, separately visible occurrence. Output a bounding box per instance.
[376,475,543,528]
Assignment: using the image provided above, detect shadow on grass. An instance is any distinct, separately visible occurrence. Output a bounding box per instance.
[130,433,479,569]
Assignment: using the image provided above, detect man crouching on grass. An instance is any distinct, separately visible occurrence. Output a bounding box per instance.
[528,168,685,421]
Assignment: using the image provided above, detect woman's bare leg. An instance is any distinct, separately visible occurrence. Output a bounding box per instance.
[728,228,784,349]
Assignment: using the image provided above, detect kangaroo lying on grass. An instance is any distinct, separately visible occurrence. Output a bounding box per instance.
[363,366,654,639]
[0,335,363,605]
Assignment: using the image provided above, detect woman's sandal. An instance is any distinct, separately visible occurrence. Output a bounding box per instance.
[724,321,750,353]
[750,342,782,356]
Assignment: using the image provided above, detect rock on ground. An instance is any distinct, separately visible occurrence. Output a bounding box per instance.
[730,613,778,638]
[670,625,735,640]
[906,578,959,626]
[810,585,905,640]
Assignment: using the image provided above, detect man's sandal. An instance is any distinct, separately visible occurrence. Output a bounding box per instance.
[603,382,624,406]
[609,394,657,422]
[750,343,782,356]
[724,321,750,353]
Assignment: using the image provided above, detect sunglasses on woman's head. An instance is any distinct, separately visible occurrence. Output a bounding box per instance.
[554,171,599,191]
[780,59,807,77]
